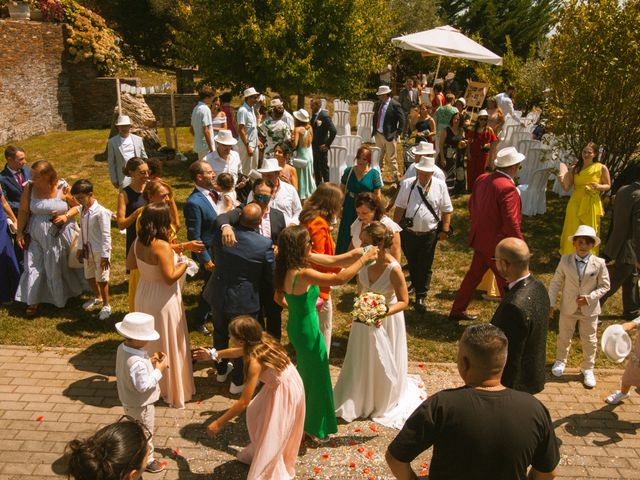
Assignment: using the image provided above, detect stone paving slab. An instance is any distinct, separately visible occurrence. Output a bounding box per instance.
[0,345,638,479]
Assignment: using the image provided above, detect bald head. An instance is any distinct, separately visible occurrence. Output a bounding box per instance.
[239,203,263,229]
[496,237,530,270]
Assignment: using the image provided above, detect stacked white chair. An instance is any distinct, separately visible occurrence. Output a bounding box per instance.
[333,99,350,111]
[333,110,351,136]
[319,98,328,111]
[357,100,374,114]
[356,112,374,143]
[369,146,382,173]
[517,138,542,185]
[328,145,348,184]
[333,135,362,163]
[519,147,557,216]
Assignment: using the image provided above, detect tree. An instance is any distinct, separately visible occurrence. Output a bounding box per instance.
[545,0,640,174]
[439,0,557,58]
[177,0,392,101]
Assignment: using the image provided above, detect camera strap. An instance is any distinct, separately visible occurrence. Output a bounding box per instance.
[406,178,438,222]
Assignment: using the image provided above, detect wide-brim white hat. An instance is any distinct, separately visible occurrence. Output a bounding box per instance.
[415,156,437,173]
[601,324,633,363]
[456,97,466,107]
[293,109,310,123]
[376,85,392,96]
[569,225,601,246]
[411,141,436,157]
[257,157,282,173]
[478,109,489,117]
[243,87,259,98]
[115,312,159,341]
[115,115,132,126]
[214,129,237,146]
[495,146,525,168]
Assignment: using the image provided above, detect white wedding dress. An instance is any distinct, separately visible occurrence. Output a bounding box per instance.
[334,260,425,429]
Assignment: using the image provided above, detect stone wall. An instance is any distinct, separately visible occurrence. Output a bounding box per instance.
[0,19,73,145]
[144,93,199,127]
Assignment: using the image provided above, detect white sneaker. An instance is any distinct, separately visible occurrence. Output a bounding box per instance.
[229,382,245,395]
[82,298,102,310]
[606,390,630,404]
[98,305,112,320]
[582,369,596,388]
[216,362,234,383]
[551,361,566,377]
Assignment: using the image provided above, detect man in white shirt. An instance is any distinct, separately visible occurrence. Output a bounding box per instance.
[205,129,242,183]
[237,87,262,174]
[107,115,148,188]
[272,96,294,130]
[191,85,215,160]
[247,157,302,225]
[496,86,517,120]
[394,156,453,313]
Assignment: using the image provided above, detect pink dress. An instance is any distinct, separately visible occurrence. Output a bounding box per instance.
[237,364,305,479]
[134,245,195,408]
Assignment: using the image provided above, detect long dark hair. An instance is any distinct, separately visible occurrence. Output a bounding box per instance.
[355,192,384,221]
[574,141,600,174]
[65,420,147,480]
[138,202,171,246]
[299,183,343,224]
[274,226,310,291]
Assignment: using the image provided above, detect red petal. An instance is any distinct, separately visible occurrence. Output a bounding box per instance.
[418,384,424,389]
[418,363,425,369]
[313,467,322,473]
[173,448,180,455]
[160,461,168,467]
[372,300,377,306]
[366,450,374,458]
[369,424,379,432]
[420,396,425,400]
[363,468,371,474]
[349,462,356,468]
[349,440,357,446]
[36,415,43,422]
[322,453,329,459]
[354,427,361,432]
[331,441,336,447]
[421,463,429,468]
[420,470,429,476]
[196,400,202,405]
[357,447,365,453]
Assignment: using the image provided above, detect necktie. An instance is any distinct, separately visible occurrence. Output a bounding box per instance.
[15,169,24,188]
[377,104,385,130]
[209,191,219,203]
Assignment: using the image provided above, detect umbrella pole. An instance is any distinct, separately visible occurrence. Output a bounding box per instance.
[434,56,442,84]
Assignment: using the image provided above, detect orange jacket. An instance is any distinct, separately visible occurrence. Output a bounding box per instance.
[304,216,339,300]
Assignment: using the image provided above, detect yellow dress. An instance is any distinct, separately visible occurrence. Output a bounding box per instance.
[559,162,604,255]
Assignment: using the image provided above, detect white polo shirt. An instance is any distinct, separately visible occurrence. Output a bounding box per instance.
[205,150,242,183]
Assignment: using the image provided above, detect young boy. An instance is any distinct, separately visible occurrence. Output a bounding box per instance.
[548,225,610,387]
[115,312,167,474]
[70,179,112,320]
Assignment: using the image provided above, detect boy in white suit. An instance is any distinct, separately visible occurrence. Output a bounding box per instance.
[548,225,610,387]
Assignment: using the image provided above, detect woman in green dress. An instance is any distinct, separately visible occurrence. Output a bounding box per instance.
[274,226,378,441]
[292,109,316,201]
[336,145,383,253]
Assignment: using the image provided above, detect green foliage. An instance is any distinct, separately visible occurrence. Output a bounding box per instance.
[177,0,392,99]
[545,0,640,174]
[439,0,557,58]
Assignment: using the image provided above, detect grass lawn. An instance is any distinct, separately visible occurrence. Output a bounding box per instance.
[0,128,627,369]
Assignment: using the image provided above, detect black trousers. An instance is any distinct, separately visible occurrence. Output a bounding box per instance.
[194,266,212,328]
[313,147,330,184]
[258,284,283,340]
[400,229,438,298]
[212,308,259,386]
[601,262,640,317]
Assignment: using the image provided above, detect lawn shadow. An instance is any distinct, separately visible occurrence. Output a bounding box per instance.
[553,403,640,447]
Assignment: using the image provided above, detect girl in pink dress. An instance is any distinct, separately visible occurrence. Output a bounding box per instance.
[194,316,305,480]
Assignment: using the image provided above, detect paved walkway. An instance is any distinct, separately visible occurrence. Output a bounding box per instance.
[0,345,638,479]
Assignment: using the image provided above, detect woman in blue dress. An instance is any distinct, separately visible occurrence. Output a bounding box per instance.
[0,189,19,303]
[335,145,383,253]
[292,109,316,201]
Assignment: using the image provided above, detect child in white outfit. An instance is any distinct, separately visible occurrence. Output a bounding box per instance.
[115,312,167,474]
[215,172,238,213]
[548,225,610,388]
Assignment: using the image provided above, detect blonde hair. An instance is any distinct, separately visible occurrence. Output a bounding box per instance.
[364,221,393,248]
[228,316,290,377]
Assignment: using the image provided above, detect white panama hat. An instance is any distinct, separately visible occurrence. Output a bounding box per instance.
[115,312,160,342]
[115,115,132,126]
[414,156,437,173]
[293,108,310,123]
[257,157,282,174]
[376,85,392,96]
[569,225,600,246]
[478,109,489,117]
[214,129,238,146]
[494,146,525,168]
[456,97,466,106]
[243,87,259,98]
[601,324,633,363]
[270,98,283,107]
[411,141,436,157]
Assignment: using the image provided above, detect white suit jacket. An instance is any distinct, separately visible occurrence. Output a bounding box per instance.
[548,253,610,316]
[107,134,147,186]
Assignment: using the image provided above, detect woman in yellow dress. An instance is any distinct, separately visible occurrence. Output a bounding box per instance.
[558,142,611,255]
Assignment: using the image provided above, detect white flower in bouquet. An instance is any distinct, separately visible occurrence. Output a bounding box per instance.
[353,291,388,326]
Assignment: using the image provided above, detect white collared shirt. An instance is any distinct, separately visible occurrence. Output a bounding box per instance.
[78,200,111,259]
[394,176,453,232]
[118,135,135,161]
[204,150,242,183]
[247,180,301,225]
[237,102,258,147]
[191,101,214,153]
[377,98,391,133]
[7,166,24,186]
[259,206,272,240]
[575,253,591,279]
[196,185,218,213]
[121,344,162,393]
[508,274,531,291]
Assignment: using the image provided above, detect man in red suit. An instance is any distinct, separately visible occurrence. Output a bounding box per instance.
[449,147,525,321]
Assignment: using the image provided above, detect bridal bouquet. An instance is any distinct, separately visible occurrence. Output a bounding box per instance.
[353,292,388,326]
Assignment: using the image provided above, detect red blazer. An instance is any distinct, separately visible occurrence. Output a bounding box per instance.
[468,172,522,256]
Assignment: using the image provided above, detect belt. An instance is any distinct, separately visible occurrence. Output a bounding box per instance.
[407,228,437,236]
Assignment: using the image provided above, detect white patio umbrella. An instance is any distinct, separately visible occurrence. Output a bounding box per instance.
[391,25,502,80]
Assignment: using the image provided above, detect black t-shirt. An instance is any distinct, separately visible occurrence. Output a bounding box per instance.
[388,386,559,480]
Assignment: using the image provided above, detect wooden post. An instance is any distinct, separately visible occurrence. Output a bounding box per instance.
[433,56,442,85]
[170,90,178,152]
[116,78,122,115]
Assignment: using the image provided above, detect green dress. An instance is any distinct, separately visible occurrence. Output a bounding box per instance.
[284,273,337,439]
[295,129,316,200]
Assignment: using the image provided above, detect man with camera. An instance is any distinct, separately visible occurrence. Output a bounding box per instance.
[393,155,452,313]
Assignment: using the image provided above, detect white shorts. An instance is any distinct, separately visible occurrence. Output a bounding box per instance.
[84,254,110,283]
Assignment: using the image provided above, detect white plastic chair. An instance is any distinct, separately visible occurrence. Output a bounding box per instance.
[520,165,555,216]
[334,99,350,111]
[356,112,374,143]
[332,109,351,136]
[333,135,362,163]
[328,145,348,184]
[320,98,328,111]
[357,100,374,114]
[369,146,382,173]
[517,139,543,185]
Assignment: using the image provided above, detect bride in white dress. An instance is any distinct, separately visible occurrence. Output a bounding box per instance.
[333,221,424,429]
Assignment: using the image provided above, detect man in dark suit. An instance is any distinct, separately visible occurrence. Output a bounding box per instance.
[372,85,406,181]
[398,78,417,135]
[218,179,285,339]
[1,146,31,271]
[491,237,549,394]
[449,147,524,321]
[601,179,640,318]
[203,203,275,394]
[310,97,337,185]
[184,160,218,336]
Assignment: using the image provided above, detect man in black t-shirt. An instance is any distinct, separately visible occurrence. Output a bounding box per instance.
[385,324,559,480]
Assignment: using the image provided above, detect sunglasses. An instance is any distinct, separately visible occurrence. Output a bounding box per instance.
[254,194,271,202]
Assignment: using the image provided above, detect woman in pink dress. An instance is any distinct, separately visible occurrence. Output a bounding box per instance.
[127,202,195,409]
[194,316,305,480]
